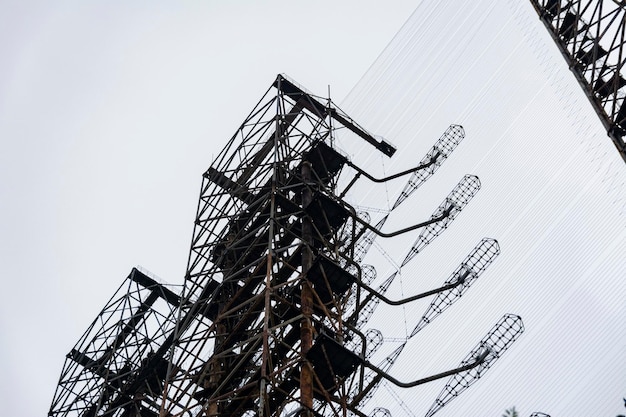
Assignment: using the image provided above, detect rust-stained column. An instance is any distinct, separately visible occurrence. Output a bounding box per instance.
[300,161,314,414]
[259,181,276,417]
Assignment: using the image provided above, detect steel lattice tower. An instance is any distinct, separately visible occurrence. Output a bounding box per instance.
[49,74,524,417]
[530,0,626,162]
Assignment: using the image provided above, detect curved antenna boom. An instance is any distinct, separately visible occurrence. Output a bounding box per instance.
[354,215,389,263]
[349,125,464,265]
[346,238,500,409]
[362,346,491,389]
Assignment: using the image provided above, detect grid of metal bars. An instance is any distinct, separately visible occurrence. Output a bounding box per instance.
[530,0,626,162]
[49,74,524,417]
[48,268,181,417]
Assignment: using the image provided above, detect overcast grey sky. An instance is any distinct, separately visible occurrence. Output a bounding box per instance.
[0,1,624,417]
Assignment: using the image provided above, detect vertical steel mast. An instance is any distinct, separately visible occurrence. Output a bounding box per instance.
[161,74,403,417]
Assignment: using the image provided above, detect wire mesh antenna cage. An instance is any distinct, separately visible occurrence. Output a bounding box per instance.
[49,74,525,417]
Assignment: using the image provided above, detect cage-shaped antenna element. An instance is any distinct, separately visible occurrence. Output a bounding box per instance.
[346,239,499,408]
[393,125,465,209]
[410,238,500,336]
[350,221,489,333]
[402,174,481,266]
[371,408,392,417]
[424,313,525,417]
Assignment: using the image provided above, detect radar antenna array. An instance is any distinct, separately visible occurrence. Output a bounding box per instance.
[48,75,524,417]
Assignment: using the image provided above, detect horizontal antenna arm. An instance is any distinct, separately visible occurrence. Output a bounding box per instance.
[363,348,489,388]
[346,202,453,238]
[355,270,467,306]
[338,153,440,198]
[345,153,439,184]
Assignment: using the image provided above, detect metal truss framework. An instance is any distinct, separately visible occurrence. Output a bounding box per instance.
[49,74,525,417]
[530,0,626,162]
[49,268,181,417]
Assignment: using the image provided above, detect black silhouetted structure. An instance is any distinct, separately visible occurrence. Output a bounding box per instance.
[49,74,524,417]
[531,0,626,162]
